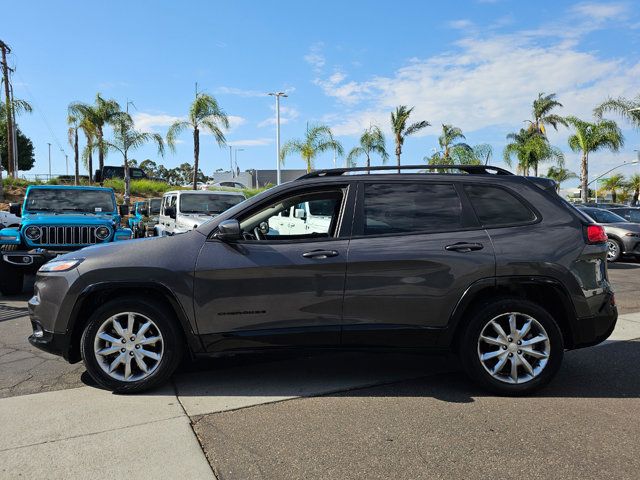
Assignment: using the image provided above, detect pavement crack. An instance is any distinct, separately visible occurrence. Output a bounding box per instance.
[0,415,185,453]
[171,377,219,479]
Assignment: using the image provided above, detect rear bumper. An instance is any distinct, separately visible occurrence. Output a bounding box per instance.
[572,296,618,349]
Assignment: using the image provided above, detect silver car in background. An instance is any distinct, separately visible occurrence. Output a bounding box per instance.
[578,206,640,262]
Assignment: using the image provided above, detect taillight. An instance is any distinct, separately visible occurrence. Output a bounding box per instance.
[586,224,607,244]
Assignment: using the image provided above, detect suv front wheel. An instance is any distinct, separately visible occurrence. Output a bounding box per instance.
[80,297,184,393]
[460,298,564,395]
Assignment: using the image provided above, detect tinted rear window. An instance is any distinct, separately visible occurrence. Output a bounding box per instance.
[363,183,462,235]
[464,185,536,227]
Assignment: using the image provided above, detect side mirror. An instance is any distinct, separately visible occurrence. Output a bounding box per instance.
[9,203,21,217]
[165,206,176,219]
[119,204,130,216]
[294,208,306,220]
[94,170,103,183]
[216,219,241,241]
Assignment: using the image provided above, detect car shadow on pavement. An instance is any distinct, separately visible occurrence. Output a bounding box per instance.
[80,339,640,403]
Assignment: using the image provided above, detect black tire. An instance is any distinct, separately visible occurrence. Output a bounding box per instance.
[0,261,24,296]
[460,298,564,395]
[606,238,622,262]
[80,297,184,393]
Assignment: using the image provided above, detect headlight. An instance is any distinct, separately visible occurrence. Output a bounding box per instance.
[25,226,41,240]
[39,258,83,272]
[95,226,111,240]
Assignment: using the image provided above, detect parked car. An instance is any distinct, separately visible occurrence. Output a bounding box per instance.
[577,206,640,262]
[128,198,162,238]
[27,165,616,395]
[155,190,246,236]
[208,181,247,189]
[609,206,640,223]
[0,185,132,295]
[0,210,21,229]
[268,198,332,235]
[94,166,150,183]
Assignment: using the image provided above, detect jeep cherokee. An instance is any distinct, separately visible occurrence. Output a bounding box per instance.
[27,165,617,395]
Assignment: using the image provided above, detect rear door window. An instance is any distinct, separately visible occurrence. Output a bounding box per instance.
[464,185,536,227]
[362,183,463,236]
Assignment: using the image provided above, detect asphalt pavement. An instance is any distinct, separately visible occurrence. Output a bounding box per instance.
[0,261,639,479]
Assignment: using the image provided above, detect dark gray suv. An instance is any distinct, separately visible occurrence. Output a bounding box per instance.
[27,165,617,395]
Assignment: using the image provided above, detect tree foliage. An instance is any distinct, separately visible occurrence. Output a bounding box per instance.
[390,105,429,168]
[346,125,388,168]
[594,94,640,130]
[0,122,35,171]
[281,124,343,172]
[503,128,564,175]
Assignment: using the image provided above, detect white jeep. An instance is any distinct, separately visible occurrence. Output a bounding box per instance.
[155,190,247,236]
[0,210,21,229]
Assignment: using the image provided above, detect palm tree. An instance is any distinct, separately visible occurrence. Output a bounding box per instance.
[67,113,81,185]
[599,173,626,203]
[503,129,564,176]
[1,98,32,199]
[391,106,429,171]
[566,116,624,203]
[69,94,124,182]
[627,174,640,206]
[166,93,229,190]
[79,117,96,183]
[280,124,343,173]
[346,125,388,169]
[546,166,578,192]
[527,92,568,137]
[594,95,640,129]
[427,124,473,165]
[105,115,165,205]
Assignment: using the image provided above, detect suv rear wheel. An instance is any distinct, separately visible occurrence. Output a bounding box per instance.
[460,298,564,395]
[80,297,184,393]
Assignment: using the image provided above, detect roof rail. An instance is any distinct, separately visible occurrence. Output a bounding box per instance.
[297,164,513,180]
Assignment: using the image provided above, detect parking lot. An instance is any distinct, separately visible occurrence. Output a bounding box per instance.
[1,262,640,479]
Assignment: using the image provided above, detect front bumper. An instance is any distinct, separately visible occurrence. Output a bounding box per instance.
[28,323,69,358]
[2,249,61,269]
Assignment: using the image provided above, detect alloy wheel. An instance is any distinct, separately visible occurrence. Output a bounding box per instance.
[477,312,550,385]
[93,312,164,382]
[607,240,619,261]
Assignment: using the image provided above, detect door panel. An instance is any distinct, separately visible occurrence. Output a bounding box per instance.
[342,230,494,347]
[194,239,348,352]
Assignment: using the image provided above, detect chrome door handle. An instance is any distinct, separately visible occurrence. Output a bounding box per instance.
[445,242,484,253]
[302,250,339,259]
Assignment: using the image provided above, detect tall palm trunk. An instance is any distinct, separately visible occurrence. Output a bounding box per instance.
[581,152,589,203]
[73,128,79,185]
[192,127,199,190]
[98,126,104,184]
[366,153,371,174]
[88,143,93,184]
[633,187,639,206]
[124,151,131,206]
[395,138,401,173]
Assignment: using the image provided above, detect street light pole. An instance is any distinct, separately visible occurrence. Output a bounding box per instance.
[234,148,244,175]
[228,145,233,177]
[268,92,287,185]
[588,160,640,203]
[47,142,51,179]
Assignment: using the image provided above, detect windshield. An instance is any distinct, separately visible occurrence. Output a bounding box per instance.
[25,188,115,213]
[149,199,161,215]
[179,193,245,215]
[581,207,628,224]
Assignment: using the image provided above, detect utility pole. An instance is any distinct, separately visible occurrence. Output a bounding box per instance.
[0,40,14,178]
[235,148,244,175]
[47,143,51,179]
[268,92,287,185]
[228,146,233,177]
[9,80,18,177]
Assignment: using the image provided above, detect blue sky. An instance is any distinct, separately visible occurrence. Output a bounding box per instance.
[4,0,640,186]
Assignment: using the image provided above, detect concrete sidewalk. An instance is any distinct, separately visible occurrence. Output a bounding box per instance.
[1,312,639,479]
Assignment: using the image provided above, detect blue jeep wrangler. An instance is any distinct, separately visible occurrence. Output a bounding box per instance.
[0,185,132,295]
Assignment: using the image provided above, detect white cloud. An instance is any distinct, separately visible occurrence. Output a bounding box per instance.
[132,112,246,134]
[214,86,266,97]
[304,42,326,71]
[133,112,182,133]
[571,2,628,21]
[227,138,272,147]
[258,105,300,127]
[313,28,639,137]
[449,19,474,29]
